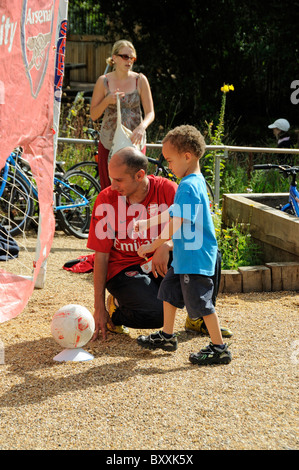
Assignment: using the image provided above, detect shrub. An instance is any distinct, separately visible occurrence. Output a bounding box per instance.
[212,207,262,270]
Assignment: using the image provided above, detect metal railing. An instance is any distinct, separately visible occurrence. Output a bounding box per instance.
[58,137,299,205]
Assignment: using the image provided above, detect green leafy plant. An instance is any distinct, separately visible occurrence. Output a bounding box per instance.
[58,94,96,169]
[212,207,262,270]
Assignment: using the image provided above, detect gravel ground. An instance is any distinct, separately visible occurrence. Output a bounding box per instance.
[0,232,298,450]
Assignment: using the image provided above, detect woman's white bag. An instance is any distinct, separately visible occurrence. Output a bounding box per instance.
[108,93,141,161]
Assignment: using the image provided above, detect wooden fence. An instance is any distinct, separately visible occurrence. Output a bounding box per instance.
[64,35,113,84]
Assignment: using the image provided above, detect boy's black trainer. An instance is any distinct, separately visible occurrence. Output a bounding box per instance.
[137,331,178,352]
[189,342,232,366]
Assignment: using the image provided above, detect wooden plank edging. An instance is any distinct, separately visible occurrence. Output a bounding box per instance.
[219,262,299,293]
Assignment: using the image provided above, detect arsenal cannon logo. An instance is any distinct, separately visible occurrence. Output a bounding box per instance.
[21,0,54,98]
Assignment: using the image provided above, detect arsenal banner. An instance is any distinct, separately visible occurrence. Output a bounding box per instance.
[0,0,68,322]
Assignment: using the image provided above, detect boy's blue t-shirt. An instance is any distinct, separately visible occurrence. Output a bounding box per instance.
[168,173,217,276]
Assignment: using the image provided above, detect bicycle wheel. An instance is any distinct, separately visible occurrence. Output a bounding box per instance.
[55,170,101,239]
[0,171,35,237]
[66,161,99,182]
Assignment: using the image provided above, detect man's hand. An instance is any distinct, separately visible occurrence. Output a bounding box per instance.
[92,251,111,340]
[91,306,114,341]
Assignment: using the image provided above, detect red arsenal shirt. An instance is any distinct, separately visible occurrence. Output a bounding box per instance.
[87,175,177,281]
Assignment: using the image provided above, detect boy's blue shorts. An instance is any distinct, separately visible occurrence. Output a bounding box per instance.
[157,266,216,318]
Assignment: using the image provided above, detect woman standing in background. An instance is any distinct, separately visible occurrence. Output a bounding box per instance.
[90,40,155,189]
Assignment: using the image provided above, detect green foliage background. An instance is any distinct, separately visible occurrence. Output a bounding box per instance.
[68,0,299,146]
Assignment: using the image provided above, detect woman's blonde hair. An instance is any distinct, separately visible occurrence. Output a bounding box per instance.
[106,40,136,68]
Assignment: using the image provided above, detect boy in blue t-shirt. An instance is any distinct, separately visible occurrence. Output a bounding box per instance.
[134,125,232,366]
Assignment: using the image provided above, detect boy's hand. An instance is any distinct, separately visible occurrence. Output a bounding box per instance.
[137,243,152,258]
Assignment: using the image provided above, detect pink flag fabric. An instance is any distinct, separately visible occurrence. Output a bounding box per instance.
[0,0,68,322]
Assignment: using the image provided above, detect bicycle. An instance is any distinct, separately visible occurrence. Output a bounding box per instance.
[63,128,214,205]
[0,148,101,239]
[253,163,299,216]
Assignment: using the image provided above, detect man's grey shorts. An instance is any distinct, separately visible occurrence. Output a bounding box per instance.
[158,266,216,318]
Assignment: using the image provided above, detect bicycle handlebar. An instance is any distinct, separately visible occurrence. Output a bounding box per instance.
[254,164,281,170]
[147,156,163,164]
[254,164,299,174]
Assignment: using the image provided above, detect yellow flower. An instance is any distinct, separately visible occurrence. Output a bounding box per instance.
[221,83,234,93]
[221,85,230,93]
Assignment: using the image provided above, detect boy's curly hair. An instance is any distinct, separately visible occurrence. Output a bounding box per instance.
[162,125,206,159]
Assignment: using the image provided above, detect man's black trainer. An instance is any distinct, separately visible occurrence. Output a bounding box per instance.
[137,331,178,352]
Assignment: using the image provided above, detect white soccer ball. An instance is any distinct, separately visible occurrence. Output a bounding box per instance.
[51,304,95,349]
